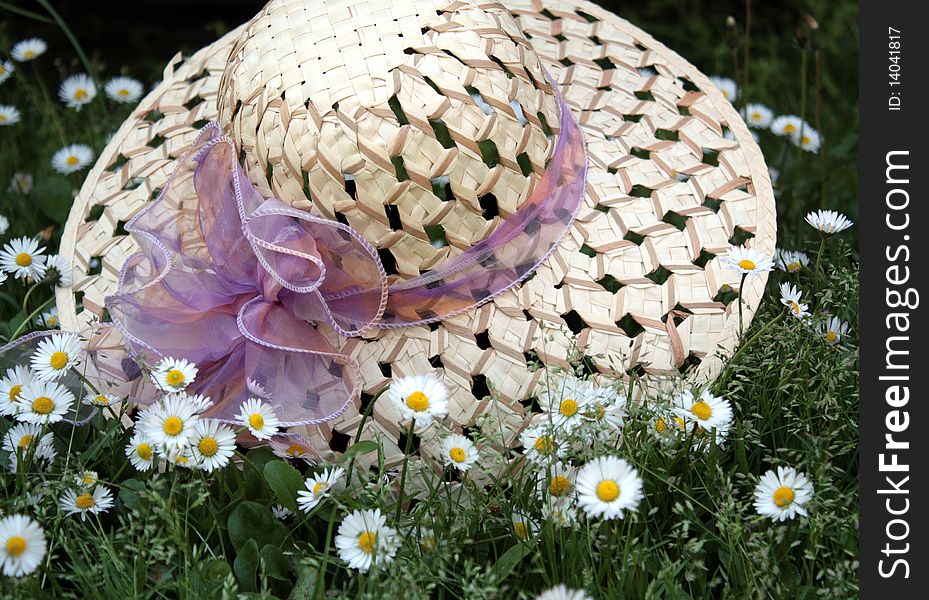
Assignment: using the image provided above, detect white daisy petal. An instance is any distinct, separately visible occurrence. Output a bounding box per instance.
[805,209,853,234]
[189,419,236,472]
[0,514,46,577]
[11,39,47,62]
[535,585,594,600]
[0,236,47,280]
[236,397,280,440]
[16,379,75,424]
[753,466,814,521]
[51,144,94,175]
[30,333,82,381]
[334,509,399,572]
[104,76,143,104]
[151,356,198,391]
[125,432,156,471]
[59,485,115,520]
[438,433,479,472]
[742,103,773,129]
[778,282,810,320]
[297,466,345,513]
[386,373,449,428]
[0,104,21,126]
[822,316,850,345]
[576,456,644,520]
[58,74,97,110]
[720,245,774,277]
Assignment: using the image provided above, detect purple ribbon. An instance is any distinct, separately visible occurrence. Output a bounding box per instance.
[106,79,587,426]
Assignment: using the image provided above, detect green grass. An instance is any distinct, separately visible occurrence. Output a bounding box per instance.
[0,1,858,598]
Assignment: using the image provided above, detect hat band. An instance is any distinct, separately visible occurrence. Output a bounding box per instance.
[105,73,587,426]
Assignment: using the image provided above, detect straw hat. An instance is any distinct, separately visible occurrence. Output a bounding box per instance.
[56,0,775,465]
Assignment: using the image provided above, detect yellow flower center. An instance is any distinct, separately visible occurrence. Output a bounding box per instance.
[0,66,5,75]
[825,331,838,343]
[790,301,801,315]
[50,351,69,370]
[596,480,620,502]
[75,493,96,510]
[655,417,668,433]
[198,437,219,457]
[549,475,572,497]
[286,444,306,457]
[357,531,377,554]
[8,384,22,401]
[559,399,578,417]
[675,416,686,429]
[752,112,762,120]
[74,89,87,100]
[163,416,183,436]
[18,435,33,448]
[175,455,189,465]
[690,401,712,421]
[405,391,429,412]
[801,136,811,145]
[118,89,130,97]
[783,124,797,134]
[0,115,7,123]
[15,252,32,267]
[420,536,436,552]
[592,403,606,420]
[23,51,36,59]
[248,413,265,430]
[165,369,185,386]
[773,486,795,507]
[94,395,109,405]
[5,536,26,557]
[32,396,54,415]
[787,262,802,272]
[66,155,79,166]
[81,474,95,485]
[533,435,555,455]
[137,443,152,460]
[449,447,466,463]
[513,521,530,541]
[312,481,329,495]
[737,259,756,271]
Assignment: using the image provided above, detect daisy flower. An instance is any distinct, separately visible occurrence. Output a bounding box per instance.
[0,213,8,234]
[34,307,60,329]
[438,433,479,472]
[151,356,198,391]
[721,245,774,277]
[805,209,853,234]
[822,316,850,345]
[418,528,437,553]
[770,114,804,137]
[0,365,34,416]
[190,419,236,472]
[584,384,626,431]
[74,470,98,488]
[272,505,294,520]
[537,376,593,431]
[58,74,97,110]
[138,393,201,450]
[0,60,13,85]
[16,379,75,424]
[775,249,810,273]
[708,75,737,101]
[44,254,72,287]
[2,422,54,461]
[30,332,82,381]
[269,433,317,463]
[536,461,576,502]
[792,126,821,152]
[576,456,644,520]
[673,389,733,438]
[386,373,449,428]
[511,510,539,542]
[9,173,32,195]
[105,76,143,103]
[165,445,196,468]
[650,411,689,445]
[519,424,565,464]
[541,498,578,529]
[753,466,814,522]
[0,515,46,577]
[0,104,21,126]
[11,38,47,62]
[742,103,773,128]
[125,432,155,471]
[236,397,280,440]
[184,393,213,414]
[334,509,399,573]
[1,236,47,280]
[535,585,594,600]
[297,466,345,513]
[83,392,119,408]
[779,282,810,320]
[60,485,115,520]
[51,144,94,175]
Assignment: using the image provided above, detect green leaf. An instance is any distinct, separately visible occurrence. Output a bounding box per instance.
[260,544,291,580]
[227,501,288,551]
[491,543,532,581]
[233,538,260,592]
[336,440,379,466]
[34,175,74,223]
[117,478,146,512]
[264,460,304,512]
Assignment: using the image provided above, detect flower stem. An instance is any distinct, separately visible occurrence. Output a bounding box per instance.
[394,420,416,522]
[812,234,826,299]
[738,272,747,338]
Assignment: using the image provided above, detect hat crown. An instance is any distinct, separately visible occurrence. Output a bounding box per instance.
[217,0,561,281]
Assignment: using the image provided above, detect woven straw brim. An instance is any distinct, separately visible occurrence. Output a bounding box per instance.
[57,0,776,467]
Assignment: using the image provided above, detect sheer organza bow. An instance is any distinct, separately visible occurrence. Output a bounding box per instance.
[107,81,587,426]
